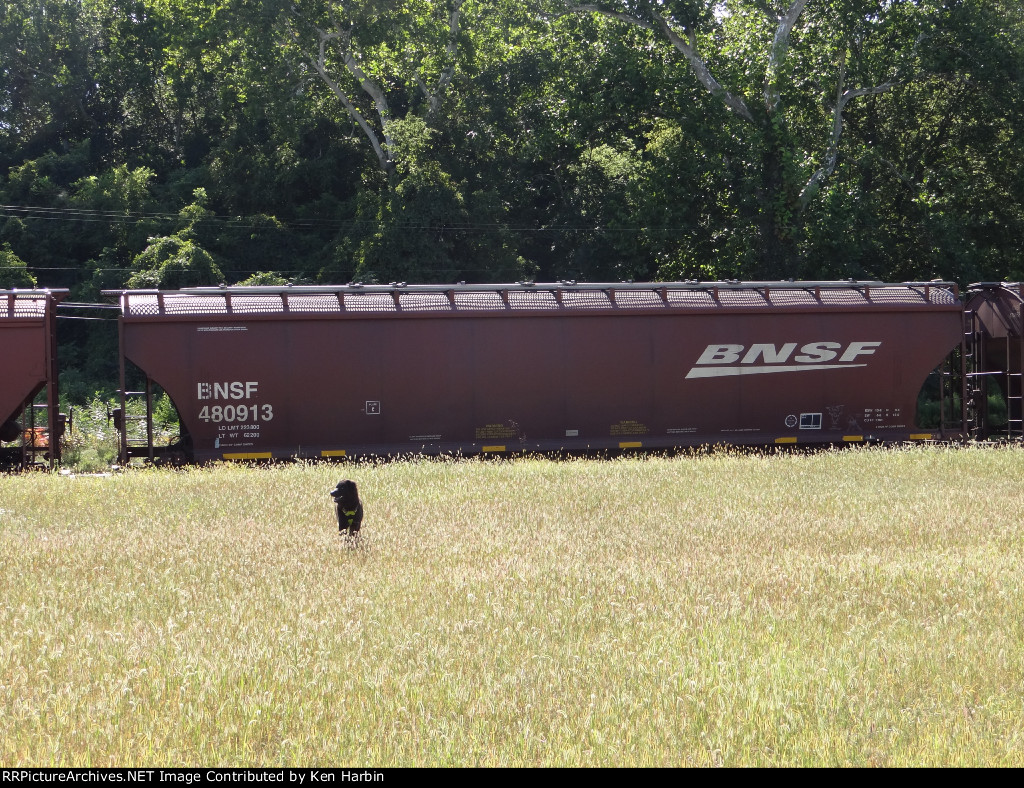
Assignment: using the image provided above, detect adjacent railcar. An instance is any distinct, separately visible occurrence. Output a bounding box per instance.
[966,283,1024,440]
[0,289,66,468]
[104,281,965,462]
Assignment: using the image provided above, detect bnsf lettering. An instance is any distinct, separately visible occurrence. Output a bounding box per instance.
[839,341,882,362]
[696,344,743,364]
[695,342,880,366]
[742,343,797,364]
[197,381,259,400]
[686,341,882,379]
[795,342,841,363]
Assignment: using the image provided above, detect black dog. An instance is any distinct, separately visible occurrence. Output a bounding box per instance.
[330,479,363,538]
[0,419,20,444]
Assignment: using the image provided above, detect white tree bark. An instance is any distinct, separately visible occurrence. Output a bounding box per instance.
[314,26,395,176]
[565,1,910,214]
[799,48,897,210]
[564,2,757,124]
[765,0,809,114]
[285,1,466,180]
[416,0,465,119]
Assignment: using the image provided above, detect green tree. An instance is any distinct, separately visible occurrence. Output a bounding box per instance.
[126,189,223,288]
[822,0,1024,283]
[0,243,36,288]
[1,0,1021,293]
[0,1,106,165]
[282,0,468,184]
[551,1,947,277]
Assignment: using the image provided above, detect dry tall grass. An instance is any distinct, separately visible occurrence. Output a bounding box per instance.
[1,446,1023,766]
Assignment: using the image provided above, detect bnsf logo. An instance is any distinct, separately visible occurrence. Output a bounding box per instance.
[686,341,880,379]
[197,381,259,400]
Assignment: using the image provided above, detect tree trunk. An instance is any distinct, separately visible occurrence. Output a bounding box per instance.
[754,119,798,280]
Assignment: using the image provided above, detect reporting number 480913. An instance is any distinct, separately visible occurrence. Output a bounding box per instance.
[198,403,274,423]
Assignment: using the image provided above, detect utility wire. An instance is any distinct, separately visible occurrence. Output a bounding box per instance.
[0,202,707,234]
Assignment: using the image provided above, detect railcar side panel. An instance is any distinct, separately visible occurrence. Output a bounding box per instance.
[0,290,65,466]
[116,284,965,460]
[0,324,47,430]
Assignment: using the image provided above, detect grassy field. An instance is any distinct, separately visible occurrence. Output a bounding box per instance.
[1,446,1023,766]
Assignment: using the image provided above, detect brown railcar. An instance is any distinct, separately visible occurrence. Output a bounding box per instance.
[104,281,966,462]
[0,289,66,468]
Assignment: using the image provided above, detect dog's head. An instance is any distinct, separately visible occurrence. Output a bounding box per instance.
[330,479,359,505]
[0,419,20,444]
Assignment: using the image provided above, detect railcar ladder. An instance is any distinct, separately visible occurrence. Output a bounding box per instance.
[939,311,973,441]
[14,396,63,469]
[18,400,49,467]
[1007,374,1024,439]
[1005,328,1024,438]
[964,289,1024,441]
[961,309,984,440]
[116,380,155,464]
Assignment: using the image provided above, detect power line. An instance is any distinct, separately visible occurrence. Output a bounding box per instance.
[0,202,709,235]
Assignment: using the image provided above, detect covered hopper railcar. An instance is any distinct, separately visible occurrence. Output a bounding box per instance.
[0,289,66,468]
[103,280,968,463]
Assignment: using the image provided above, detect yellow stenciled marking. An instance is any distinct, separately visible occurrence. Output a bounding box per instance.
[909,433,933,441]
[321,450,347,457]
[223,452,272,460]
[619,441,643,449]
[482,445,506,452]
[843,435,864,442]
[775,437,797,444]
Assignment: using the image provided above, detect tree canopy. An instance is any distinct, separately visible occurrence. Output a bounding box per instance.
[1,0,1021,292]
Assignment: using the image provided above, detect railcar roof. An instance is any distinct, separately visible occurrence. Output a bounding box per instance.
[0,289,68,320]
[968,282,1024,300]
[966,282,1023,339]
[102,280,961,319]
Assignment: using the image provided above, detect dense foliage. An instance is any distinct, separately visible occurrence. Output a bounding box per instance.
[1,0,1021,293]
